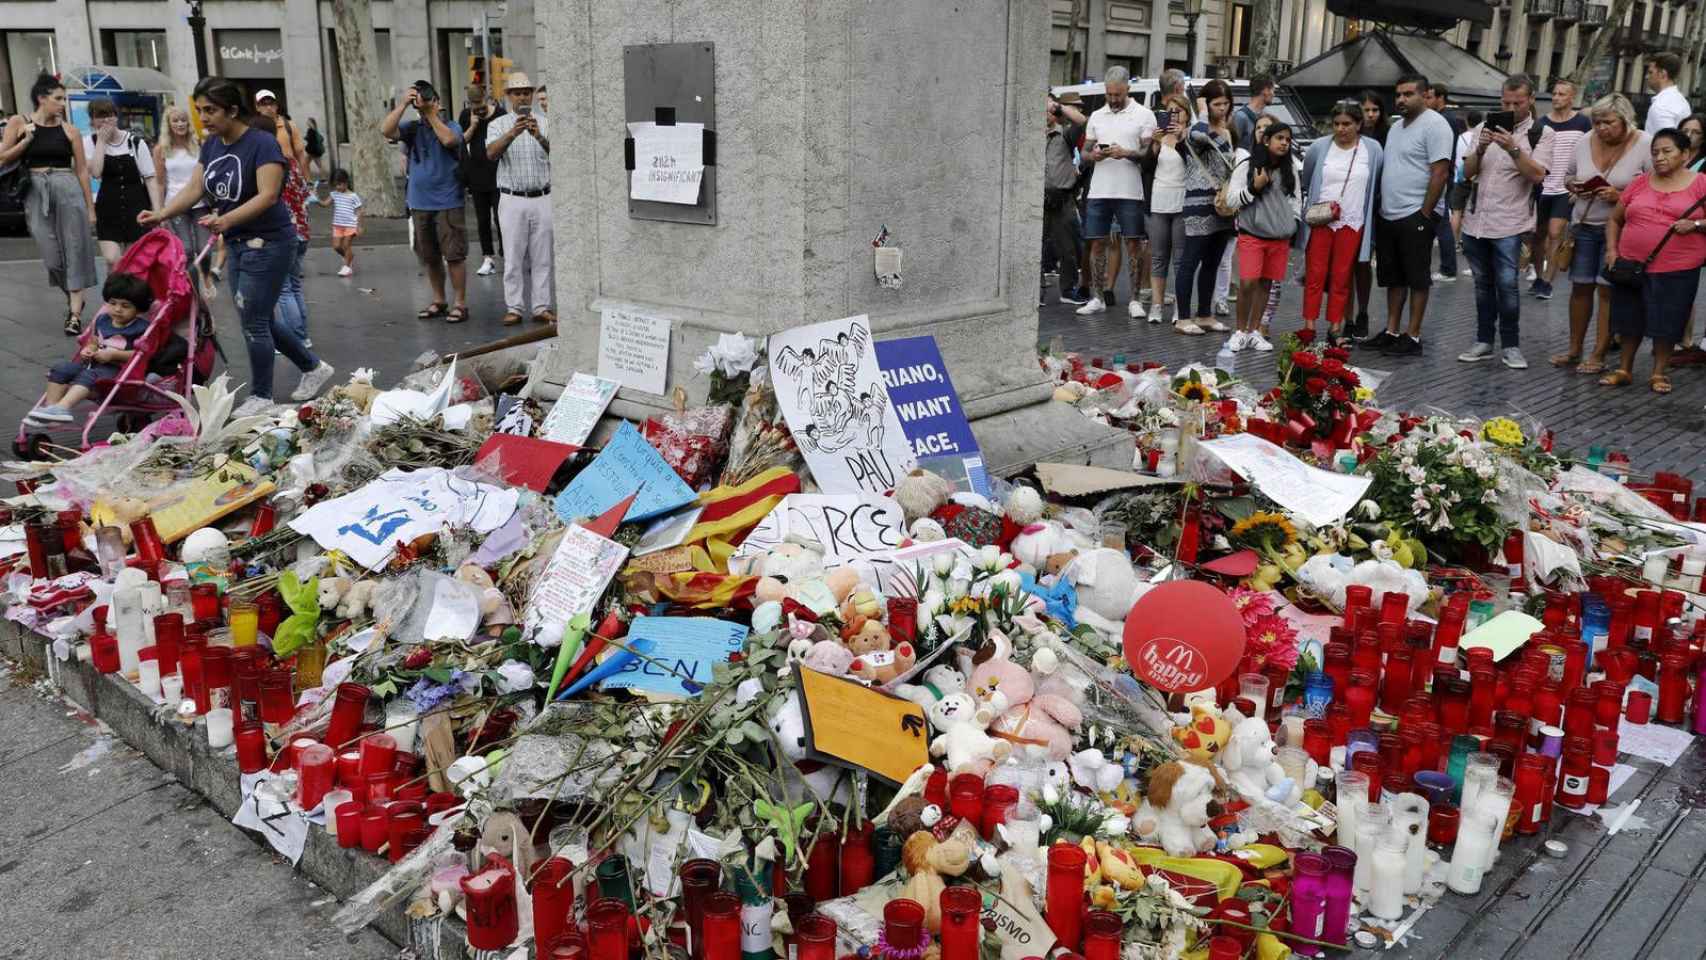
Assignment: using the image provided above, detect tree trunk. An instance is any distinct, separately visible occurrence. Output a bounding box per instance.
[332,0,404,217]
[1568,0,1641,100]
[1248,0,1282,78]
[1062,0,1082,84]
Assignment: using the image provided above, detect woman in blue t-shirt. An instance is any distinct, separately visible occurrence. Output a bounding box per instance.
[140,76,334,414]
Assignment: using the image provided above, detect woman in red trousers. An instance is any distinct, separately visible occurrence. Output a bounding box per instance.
[1300,103,1385,346]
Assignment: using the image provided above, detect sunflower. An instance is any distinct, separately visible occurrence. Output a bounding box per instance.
[1177,380,1217,403]
[1229,511,1298,553]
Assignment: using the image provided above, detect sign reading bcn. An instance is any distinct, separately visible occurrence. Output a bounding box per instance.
[1122,581,1247,692]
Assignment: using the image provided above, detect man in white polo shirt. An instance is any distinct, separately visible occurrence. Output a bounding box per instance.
[1076,65,1158,319]
[1645,53,1690,133]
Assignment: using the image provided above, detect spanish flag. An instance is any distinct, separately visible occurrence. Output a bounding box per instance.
[636,466,800,610]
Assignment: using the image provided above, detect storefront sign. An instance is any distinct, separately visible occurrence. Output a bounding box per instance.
[216,30,285,79]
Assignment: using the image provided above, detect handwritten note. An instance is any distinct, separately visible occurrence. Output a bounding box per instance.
[796,665,928,785]
[598,307,672,395]
[628,121,705,205]
[599,616,749,696]
[731,494,906,567]
[525,524,629,643]
[768,316,917,495]
[1616,718,1694,766]
[540,372,619,445]
[555,421,697,525]
[985,866,1055,960]
[1199,433,1372,528]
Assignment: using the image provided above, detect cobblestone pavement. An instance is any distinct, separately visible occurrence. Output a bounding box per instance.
[1038,255,1706,481]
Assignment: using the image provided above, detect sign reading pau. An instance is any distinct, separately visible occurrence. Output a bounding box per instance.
[1122,580,1246,692]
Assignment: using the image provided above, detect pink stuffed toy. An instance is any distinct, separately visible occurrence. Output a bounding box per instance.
[967,638,1083,760]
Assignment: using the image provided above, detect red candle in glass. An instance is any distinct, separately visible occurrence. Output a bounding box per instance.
[586,898,632,960]
[1433,608,1467,665]
[1381,647,1414,712]
[255,591,283,639]
[699,892,741,960]
[679,858,722,960]
[1514,755,1548,834]
[234,720,268,774]
[190,583,221,622]
[840,821,875,895]
[152,612,184,676]
[882,899,926,958]
[980,785,1019,840]
[325,683,371,749]
[1593,727,1620,766]
[334,801,364,849]
[1352,631,1382,673]
[201,644,233,711]
[23,520,52,576]
[544,931,589,960]
[386,801,425,861]
[1303,719,1332,765]
[796,914,837,960]
[1378,732,1404,773]
[1438,676,1471,733]
[1658,652,1691,723]
[1323,642,1353,697]
[295,743,335,811]
[1626,690,1654,724]
[128,517,165,567]
[366,770,396,803]
[1469,667,1498,728]
[1326,703,1353,746]
[1588,765,1612,805]
[924,769,948,807]
[360,804,388,852]
[1351,751,1383,801]
[393,750,421,777]
[179,640,205,711]
[1343,585,1372,623]
[258,668,295,724]
[1046,842,1086,950]
[233,649,263,712]
[1428,804,1461,845]
[1207,935,1243,960]
[360,732,398,777]
[1345,669,1377,725]
[803,833,838,901]
[1080,910,1121,960]
[1563,688,1597,738]
[90,628,121,674]
[940,887,984,960]
[948,773,984,825]
[1378,590,1410,625]
[461,854,521,951]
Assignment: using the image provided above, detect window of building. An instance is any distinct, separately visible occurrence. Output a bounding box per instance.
[437,29,502,120]
[325,28,393,144]
[1229,3,1253,57]
[3,31,58,116]
[1105,55,1143,80]
[1051,51,1085,86]
[102,30,169,76]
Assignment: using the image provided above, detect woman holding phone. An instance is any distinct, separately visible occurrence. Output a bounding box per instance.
[1551,94,1649,374]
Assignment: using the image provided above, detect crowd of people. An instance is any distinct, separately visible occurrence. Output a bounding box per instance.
[0,65,556,425]
[1043,55,1706,393]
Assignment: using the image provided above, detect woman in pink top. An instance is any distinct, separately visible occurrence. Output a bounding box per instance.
[1601,129,1706,392]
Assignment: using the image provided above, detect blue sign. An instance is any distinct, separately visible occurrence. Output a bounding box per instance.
[554,420,696,525]
[873,336,988,495]
[599,616,749,696]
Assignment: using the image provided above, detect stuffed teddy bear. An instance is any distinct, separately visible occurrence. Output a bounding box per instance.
[1171,701,1234,764]
[850,640,916,685]
[899,831,972,932]
[1009,520,1087,572]
[337,580,379,620]
[750,538,829,605]
[1058,548,1147,636]
[1004,485,1045,527]
[768,691,852,804]
[1143,761,1219,857]
[1067,748,1125,795]
[927,693,1012,774]
[802,639,854,677]
[1220,716,1300,805]
[455,563,515,629]
[895,469,955,525]
[318,575,352,612]
[895,664,967,711]
[968,642,1083,761]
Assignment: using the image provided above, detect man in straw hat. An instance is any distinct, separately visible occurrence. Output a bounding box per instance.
[485,70,555,326]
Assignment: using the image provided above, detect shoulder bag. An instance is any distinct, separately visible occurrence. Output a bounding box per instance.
[1305,142,1358,227]
[1605,188,1706,287]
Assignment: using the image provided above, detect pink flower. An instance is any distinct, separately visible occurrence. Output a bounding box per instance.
[1228,586,1278,624]
[1244,612,1301,672]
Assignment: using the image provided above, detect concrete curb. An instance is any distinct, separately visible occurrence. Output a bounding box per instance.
[1,621,471,958]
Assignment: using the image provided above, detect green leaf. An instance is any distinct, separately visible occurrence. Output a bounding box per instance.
[277,571,321,616]
[725,728,745,745]
[740,720,769,743]
[370,679,397,698]
[272,612,317,657]
[425,666,454,683]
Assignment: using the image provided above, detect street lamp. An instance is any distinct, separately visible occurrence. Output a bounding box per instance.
[1181,0,1205,76]
[186,0,210,79]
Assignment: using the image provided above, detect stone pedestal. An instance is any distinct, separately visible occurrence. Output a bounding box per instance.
[531,0,1131,474]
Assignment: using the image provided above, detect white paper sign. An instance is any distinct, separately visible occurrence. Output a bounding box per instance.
[232,773,309,865]
[598,306,672,395]
[540,372,619,445]
[731,494,906,567]
[288,468,521,570]
[1200,433,1373,528]
[628,121,705,204]
[525,524,629,644]
[1616,718,1694,766]
[768,315,918,494]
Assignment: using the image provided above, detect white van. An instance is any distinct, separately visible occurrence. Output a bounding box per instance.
[1051,76,1317,152]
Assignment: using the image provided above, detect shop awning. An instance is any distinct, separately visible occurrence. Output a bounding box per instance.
[1281,30,1513,109]
[61,65,179,96]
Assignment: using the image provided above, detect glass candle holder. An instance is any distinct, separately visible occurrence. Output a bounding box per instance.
[461,855,520,951]
[803,833,838,902]
[386,801,425,862]
[258,668,295,724]
[360,804,388,852]
[796,915,837,960]
[1239,673,1270,720]
[325,683,371,749]
[882,899,926,957]
[161,674,183,705]
[1289,852,1328,956]
[1079,909,1120,960]
[360,732,399,778]
[980,785,1020,840]
[700,892,741,960]
[206,707,235,748]
[527,857,574,950]
[234,720,268,774]
[94,525,127,578]
[296,743,335,811]
[1335,771,1367,848]
[152,612,184,677]
[137,650,162,697]
[128,517,165,568]
[227,601,259,648]
[190,582,221,622]
[679,858,723,960]
[335,801,365,849]
[940,887,985,960]
[1046,842,1086,951]
[1321,845,1356,946]
[840,821,876,895]
[948,773,984,824]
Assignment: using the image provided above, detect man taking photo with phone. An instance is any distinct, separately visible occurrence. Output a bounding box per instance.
[485,71,555,326]
[382,80,471,323]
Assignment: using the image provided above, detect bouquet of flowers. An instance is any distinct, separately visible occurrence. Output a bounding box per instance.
[1271,329,1374,454]
[1361,420,1514,560]
[1227,586,1301,675]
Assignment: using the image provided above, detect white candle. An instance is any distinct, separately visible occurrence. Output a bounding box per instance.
[385,702,421,753]
[1354,802,1390,894]
[321,789,353,833]
[1447,811,1496,894]
[138,659,162,698]
[1336,771,1367,848]
[206,708,234,748]
[1369,832,1408,920]
[161,674,183,705]
[112,584,145,676]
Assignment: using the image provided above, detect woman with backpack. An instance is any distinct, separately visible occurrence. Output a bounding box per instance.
[0,73,99,334]
[84,98,155,268]
[1174,80,1237,337]
[304,118,327,183]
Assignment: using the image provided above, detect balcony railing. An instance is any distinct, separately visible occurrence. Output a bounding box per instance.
[1211,54,1295,78]
[1557,0,1583,22]
[1529,0,1561,20]
[1583,3,1608,23]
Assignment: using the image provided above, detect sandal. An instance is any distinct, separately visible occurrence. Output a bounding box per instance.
[1201,318,1230,333]
[417,302,448,320]
[1575,360,1604,375]
[1598,370,1633,387]
[1173,320,1207,335]
[64,311,81,336]
[446,305,468,324]
[533,310,558,324]
[1549,353,1581,368]
[1651,374,1673,394]
[501,311,524,326]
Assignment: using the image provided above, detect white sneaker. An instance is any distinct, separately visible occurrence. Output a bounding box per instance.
[290,362,336,401]
[1146,305,1164,324]
[1076,296,1106,316]
[476,257,496,277]
[1213,299,1232,317]
[1247,331,1274,352]
[1431,271,1455,283]
[1525,266,1537,282]
[337,265,353,277]
[1226,330,1249,352]
[233,396,275,419]
[1127,299,1144,320]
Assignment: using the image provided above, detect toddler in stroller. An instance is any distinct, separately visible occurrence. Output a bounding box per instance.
[25,271,187,426]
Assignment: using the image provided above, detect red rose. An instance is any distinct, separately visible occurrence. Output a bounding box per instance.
[1324,347,1350,362]
[1305,377,1327,395]
[1328,384,1350,403]
[1340,370,1361,387]
[1320,358,1347,377]
[403,647,433,669]
[1292,351,1321,371]
[1295,328,1317,344]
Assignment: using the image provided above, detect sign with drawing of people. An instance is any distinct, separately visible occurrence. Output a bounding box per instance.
[768,315,917,494]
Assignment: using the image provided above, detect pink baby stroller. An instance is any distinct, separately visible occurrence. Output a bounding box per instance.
[14,228,221,458]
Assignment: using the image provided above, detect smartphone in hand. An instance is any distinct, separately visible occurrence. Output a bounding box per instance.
[1486,111,1517,134]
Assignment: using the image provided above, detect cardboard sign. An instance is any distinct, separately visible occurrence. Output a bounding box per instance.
[873,336,988,495]
[145,465,275,543]
[1035,462,1179,498]
[539,372,619,445]
[796,664,928,785]
[1122,580,1246,692]
[628,121,706,204]
[1199,433,1372,528]
[474,434,579,492]
[731,494,906,567]
[525,524,629,643]
[598,616,749,696]
[555,421,697,525]
[598,307,672,395]
[768,316,917,495]
[985,866,1056,960]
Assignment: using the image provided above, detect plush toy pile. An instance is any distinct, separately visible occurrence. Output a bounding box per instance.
[3,335,1704,960]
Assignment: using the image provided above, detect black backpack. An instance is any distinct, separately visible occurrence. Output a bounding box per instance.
[305,125,324,157]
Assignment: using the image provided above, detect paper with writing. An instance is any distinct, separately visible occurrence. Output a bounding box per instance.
[525,524,629,644]
[985,865,1055,960]
[289,467,520,570]
[554,421,697,525]
[1616,718,1694,766]
[540,372,620,445]
[796,665,928,785]
[1199,433,1372,528]
[597,307,672,395]
[599,616,749,696]
[628,121,706,204]
[768,316,917,495]
[731,493,906,568]
[873,335,988,495]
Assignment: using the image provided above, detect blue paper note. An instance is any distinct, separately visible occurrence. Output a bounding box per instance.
[873,336,989,495]
[554,421,697,525]
[598,616,750,697]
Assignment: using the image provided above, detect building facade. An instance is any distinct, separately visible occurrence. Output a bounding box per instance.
[1052,0,1706,107]
[0,0,536,152]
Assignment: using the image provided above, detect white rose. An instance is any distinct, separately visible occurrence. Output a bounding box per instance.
[977,545,1003,572]
[492,660,536,693]
[932,553,955,577]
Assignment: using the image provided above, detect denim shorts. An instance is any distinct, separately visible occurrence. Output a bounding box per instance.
[1569,222,1609,287]
[1537,192,1573,222]
[48,360,121,390]
[1084,198,1145,239]
[1611,267,1700,343]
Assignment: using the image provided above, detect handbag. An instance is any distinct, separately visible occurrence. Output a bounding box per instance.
[1216,159,1249,218]
[1305,141,1358,227]
[0,163,27,206]
[1606,190,1706,287]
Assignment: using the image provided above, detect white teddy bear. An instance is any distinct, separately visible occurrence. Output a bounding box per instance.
[927,692,1012,773]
